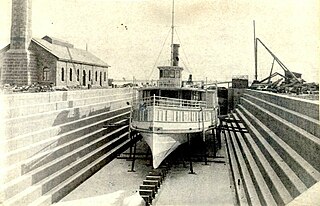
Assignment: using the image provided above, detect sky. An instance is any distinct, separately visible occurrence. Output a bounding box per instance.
[0,0,319,83]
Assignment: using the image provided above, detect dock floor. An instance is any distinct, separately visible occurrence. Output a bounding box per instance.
[155,160,234,206]
[56,136,234,206]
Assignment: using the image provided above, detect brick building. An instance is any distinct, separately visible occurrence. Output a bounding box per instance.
[0,0,109,87]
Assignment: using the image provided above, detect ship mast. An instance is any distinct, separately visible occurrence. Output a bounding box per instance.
[170,0,175,66]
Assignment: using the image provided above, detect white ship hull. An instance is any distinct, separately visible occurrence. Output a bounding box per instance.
[140,132,188,168]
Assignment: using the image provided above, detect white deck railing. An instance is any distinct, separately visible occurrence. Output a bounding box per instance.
[135,95,207,109]
[132,105,216,123]
[132,95,218,124]
[141,80,205,89]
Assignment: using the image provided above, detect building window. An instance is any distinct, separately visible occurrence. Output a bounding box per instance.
[77,69,79,81]
[61,67,65,81]
[43,67,50,81]
[170,70,175,78]
[164,70,169,78]
[89,70,91,81]
[69,68,72,81]
[160,69,163,78]
[104,72,106,81]
[95,71,98,81]
[175,70,180,78]
[100,72,102,86]
[83,70,86,86]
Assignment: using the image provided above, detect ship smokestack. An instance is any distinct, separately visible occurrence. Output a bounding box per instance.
[172,44,180,66]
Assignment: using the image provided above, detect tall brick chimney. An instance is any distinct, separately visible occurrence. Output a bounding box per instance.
[1,0,36,86]
[10,0,32,50]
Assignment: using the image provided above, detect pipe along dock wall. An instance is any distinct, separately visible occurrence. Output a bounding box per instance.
[0,88,135,205]
[225,89,320,205]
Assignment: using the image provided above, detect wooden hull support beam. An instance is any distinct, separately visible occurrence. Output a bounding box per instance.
[188,134,195,174]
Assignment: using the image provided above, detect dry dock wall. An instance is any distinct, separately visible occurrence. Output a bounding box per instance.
[0,88,135,205]
[227,89,320,205]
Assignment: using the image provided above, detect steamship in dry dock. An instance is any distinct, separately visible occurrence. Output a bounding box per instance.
[129,0,220,169]
[130,34,220,169]
[130,43,220,168]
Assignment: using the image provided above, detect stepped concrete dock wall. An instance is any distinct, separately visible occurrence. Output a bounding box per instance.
[225,89,320,206]
[1,88,318,206]
[0,88,136,205]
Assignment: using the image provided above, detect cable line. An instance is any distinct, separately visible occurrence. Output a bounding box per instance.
[174,28,193,74]
[147,28,172,80]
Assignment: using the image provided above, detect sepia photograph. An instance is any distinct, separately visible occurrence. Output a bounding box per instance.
[0,0,319,205]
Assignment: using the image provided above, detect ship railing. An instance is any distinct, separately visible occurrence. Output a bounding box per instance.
[139,80,206,88]
[132,103,218,124]
[181,80,204,88]
[134,96,207,109]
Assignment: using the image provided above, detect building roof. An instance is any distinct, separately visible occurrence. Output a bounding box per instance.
[32,36,110,68]
[0,44,10,54]
[42,36,74,48]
